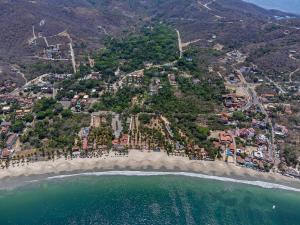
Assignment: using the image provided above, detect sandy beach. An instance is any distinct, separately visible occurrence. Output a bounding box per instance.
[1,150,300,190]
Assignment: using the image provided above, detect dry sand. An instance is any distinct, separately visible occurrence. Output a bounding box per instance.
[1,150,300,189]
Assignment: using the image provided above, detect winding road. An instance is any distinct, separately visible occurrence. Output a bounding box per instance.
[289,68,299,83]
[234,66,275,161]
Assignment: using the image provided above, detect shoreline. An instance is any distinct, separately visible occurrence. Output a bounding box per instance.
[1,150,300,191]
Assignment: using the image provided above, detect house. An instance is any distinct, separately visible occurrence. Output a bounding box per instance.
[239,128,255,139]
[192,78,201,85]
[1,126,9,134]
[81,127,90,138]
[236,148,245,156]
[153,147,161,152]
[286,168,300,178]
[1,148,11,159]
[228,74,237,83]
[284,104,292,115]
[252,159,264,170]
[15,109,32,119]
[222,94,245,109]
[175,142,185,151]
[252,119,267,129]
[261,93,275,98]
[1,121,11,128]
[243,156,254,168]
[71,95,80,106]
[149,78,162,95]
[41,86,53,94]
[224,97,233,108]
[219,132,233,144]
[256,134,268,144]
[6,133,18,149]
[2,106,11,113]
[236,156,245,165]
[113,144,126,152]
[1,121,11,134]
[90,72,101,80]
[200,148,210,160]
[72,146,81,156]
[126,71,144,85]
[149,85,159,95]
[274,124,288,137]
[82,137,88,151]
[112,134,129,146]
[253,150,264,159]
[15,110,24,118]
[228,143,236,153]
[186,57,193,62]
[219,113,229,124]
[168,74,177,86]
[193,145,209,160]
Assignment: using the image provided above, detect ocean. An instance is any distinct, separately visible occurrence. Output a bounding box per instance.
[0,172,300,225]
[244,0,300,15]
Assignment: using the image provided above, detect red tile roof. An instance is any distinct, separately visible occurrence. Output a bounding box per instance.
[1,148,10,158]
[219,132,233,143]
[112,134,129,146]
[82,138,88,151]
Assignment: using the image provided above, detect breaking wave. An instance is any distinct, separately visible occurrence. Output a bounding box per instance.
[47,171,300,192]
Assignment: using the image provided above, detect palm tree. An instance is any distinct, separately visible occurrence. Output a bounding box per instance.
[5,159,10,168]
[41,148,46,159]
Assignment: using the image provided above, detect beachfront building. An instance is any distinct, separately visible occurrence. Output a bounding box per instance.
[6,133,18,150]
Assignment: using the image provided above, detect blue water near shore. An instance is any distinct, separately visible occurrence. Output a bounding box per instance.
[244,0,300,15]
[0,173,300,225]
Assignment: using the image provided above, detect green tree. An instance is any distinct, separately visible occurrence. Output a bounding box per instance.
[232,111,248,122]
[196,126,210,141]
[61,109,73,118]
[23,114,34,123]
[11,120,25,133]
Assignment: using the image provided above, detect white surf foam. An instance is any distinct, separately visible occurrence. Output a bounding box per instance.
[47,171,300,192]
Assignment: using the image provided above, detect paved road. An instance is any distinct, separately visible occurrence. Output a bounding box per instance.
[265,77,287,94]
[182,39,202,48]
[10,66,28,95]
[234,69,253,111]
[289,68,300,83]
[203,0,216,10]
[235,67,275,161]
[69,42,77,74]
[43,37,49,47]
[176,29,183,59]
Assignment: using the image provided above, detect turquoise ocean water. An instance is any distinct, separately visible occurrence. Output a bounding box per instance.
[0,173,300,225]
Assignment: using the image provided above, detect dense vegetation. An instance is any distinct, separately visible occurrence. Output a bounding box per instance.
[16,22,224,160]
[97,87,144,113]
[94,25,178,75]
[21,98,90,150]
[88,127,114,147]
[23,61,73,81]
[56,78,104,100]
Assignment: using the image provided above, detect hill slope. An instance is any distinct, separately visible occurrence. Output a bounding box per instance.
[0,0,297,83]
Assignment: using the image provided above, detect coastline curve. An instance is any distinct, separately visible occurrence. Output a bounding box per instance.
[47,170,300,193]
